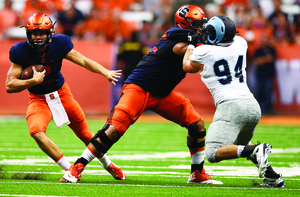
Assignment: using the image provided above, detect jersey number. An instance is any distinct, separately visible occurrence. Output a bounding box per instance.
[213,55,244,85]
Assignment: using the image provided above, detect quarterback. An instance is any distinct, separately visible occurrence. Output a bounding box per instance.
[5,13,125,181]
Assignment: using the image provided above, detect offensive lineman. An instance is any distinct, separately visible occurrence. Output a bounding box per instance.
[62,5,223,184]
[183,15,285,187]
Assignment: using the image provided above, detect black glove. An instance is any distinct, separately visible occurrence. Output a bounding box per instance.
[187,31,199,46]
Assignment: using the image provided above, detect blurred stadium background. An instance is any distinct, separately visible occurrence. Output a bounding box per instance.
[1,0,300,117]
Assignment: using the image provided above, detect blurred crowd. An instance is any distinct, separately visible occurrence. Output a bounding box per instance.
[1,0,300,115]
[0,0,174,45]
[1,0,300,47]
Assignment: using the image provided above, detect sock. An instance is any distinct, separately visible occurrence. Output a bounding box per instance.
[190,149,204,173]
[55,154,71,170]
[191,150,204,164]
[98,154,112,169]
[191,162,204,173]
[237,145,245,158]
[241,145,257,158]
[74,146,96,167]
[75,157,89,166]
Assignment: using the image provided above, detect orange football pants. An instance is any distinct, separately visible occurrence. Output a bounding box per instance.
[26,82,93,143]
[107,83,201,136]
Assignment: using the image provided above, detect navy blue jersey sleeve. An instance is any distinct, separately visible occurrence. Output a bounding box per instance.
[52,34,73,56]
[166,27,190,42]
[9,46,20,64]
[9,41,29,65]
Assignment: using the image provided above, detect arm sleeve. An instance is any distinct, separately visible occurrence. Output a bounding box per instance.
[56,34,74,56]
[64,35,74,53]
[167,27,189,42]
[9,45,22,65]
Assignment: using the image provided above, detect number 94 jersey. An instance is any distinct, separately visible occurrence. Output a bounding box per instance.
[189,36,254,106]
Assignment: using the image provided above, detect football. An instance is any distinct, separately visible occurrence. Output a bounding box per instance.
[19,65,45,80]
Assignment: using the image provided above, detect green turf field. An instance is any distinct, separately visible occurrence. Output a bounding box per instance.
[0,116,299,197]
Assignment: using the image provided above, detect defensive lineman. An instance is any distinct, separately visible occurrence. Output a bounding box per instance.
[183,15,285,187]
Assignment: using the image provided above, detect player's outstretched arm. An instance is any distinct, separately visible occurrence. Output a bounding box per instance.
[173,42,188,56]
[182,45,204,73]
[6,63,45,93]
[65,49,121,86]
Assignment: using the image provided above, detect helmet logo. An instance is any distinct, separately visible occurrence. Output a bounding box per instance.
[178,7,190,18]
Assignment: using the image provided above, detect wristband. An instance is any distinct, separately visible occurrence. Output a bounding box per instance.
[187,45,195,50]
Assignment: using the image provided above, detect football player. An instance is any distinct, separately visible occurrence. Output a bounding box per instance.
[5,13,125,181]
[183,15,285,187]
[62,5,223,184]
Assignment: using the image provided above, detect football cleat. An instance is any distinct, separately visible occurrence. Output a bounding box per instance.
[59,176,81,182]
[59,178,66,182]
[187,169,223,184]
[59,164,75,182]
[250,143,272,178]
[259,174,286,187]
[59,165,81,182]
[103,162,126,180]
[62,163,84,183]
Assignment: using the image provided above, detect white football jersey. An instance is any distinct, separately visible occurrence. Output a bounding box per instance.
[189,36,254,106]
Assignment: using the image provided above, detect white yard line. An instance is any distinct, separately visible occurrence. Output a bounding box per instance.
[1,150,299,177]
[0,181,299,191]
[1,148,300,154]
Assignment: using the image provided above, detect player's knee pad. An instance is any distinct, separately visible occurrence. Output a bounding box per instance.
[187,122,206,149]
[89,124,120,154]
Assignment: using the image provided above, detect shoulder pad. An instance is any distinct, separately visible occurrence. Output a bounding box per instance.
[165,27,190,41]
